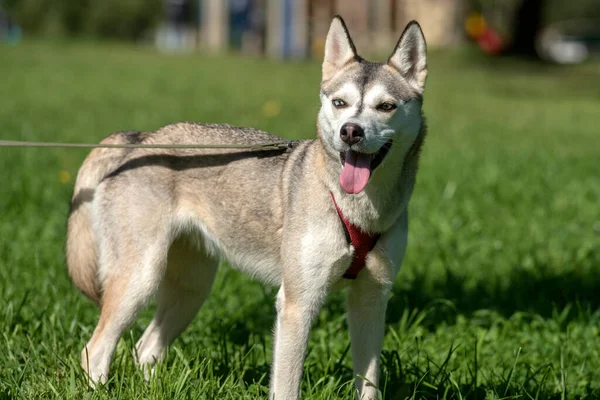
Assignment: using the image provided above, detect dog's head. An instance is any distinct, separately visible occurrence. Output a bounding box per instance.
[318,16,427,194]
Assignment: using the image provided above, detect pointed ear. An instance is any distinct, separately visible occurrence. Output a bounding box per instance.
[322,16,358,81]
[388,21,428,93]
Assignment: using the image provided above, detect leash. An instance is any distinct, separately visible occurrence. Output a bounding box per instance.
[2,138,377,279]
[0,139,296,152]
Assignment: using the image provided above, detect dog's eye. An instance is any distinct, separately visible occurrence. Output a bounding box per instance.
[332,99,347,109]
[377,102,397,112]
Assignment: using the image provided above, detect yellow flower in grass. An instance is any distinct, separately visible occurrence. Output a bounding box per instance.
[59,170,71,184]
[263,100,281,118]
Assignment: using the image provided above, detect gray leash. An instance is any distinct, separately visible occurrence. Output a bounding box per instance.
[0,140,297,151]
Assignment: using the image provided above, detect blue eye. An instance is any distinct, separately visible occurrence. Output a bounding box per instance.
[332,99,347,109]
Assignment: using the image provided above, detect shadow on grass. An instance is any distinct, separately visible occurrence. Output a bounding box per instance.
[174,250,600,398]
[210,248,600,333]
[378,345,600,400]
[388,256,600,327]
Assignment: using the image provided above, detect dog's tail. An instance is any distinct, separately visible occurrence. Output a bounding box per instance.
[66,131,142,306]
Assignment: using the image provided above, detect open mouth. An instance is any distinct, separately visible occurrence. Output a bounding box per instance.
[339,140,393,194]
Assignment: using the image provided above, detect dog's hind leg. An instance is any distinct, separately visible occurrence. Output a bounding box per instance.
[81,236,170,386]
[134,235,218,377]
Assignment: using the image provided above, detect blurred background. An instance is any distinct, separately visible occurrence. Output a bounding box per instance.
[1,0,600,398]
[1,0,600,63]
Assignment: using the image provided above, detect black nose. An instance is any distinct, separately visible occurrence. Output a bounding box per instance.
[340,123,364,145]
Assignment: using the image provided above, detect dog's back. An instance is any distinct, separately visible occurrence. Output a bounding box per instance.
[66,123,295,305]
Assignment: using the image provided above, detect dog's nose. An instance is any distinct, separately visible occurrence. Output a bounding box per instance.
[340,123,364,145]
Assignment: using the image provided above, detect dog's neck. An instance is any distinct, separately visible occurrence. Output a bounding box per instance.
[315,119,426,233]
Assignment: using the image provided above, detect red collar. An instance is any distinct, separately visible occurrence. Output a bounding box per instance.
[330,192,380,279]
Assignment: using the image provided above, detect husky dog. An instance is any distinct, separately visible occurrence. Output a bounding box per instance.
[66,16,427,399]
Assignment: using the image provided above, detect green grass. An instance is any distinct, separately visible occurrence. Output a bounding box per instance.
[1,40,599,399]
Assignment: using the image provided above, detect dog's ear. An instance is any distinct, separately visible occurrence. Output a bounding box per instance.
[322,15,358,81]
[388,21,428,93]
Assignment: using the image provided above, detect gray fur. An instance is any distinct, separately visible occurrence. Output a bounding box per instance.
[66,16,429,400]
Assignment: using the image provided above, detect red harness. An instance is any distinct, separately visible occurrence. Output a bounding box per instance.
[330,193,380,279]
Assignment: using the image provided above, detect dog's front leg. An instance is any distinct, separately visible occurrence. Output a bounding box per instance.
[346,252,394,399]
[270,281,328,400]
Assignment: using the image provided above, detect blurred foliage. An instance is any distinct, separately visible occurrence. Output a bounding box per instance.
[1,0,163,39]
[85,0,162,40]
[545,0,600,23]
[471,0,600,24]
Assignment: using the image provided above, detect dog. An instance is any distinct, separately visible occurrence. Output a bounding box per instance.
[66,15,428,399]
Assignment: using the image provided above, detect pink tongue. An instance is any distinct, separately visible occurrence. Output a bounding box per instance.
[339,151,371,194]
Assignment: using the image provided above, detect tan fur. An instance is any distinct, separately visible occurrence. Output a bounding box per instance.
[67,17,429,399]
[67,132,138,304]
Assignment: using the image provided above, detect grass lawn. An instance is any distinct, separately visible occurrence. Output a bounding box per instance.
[0,40,599,399]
